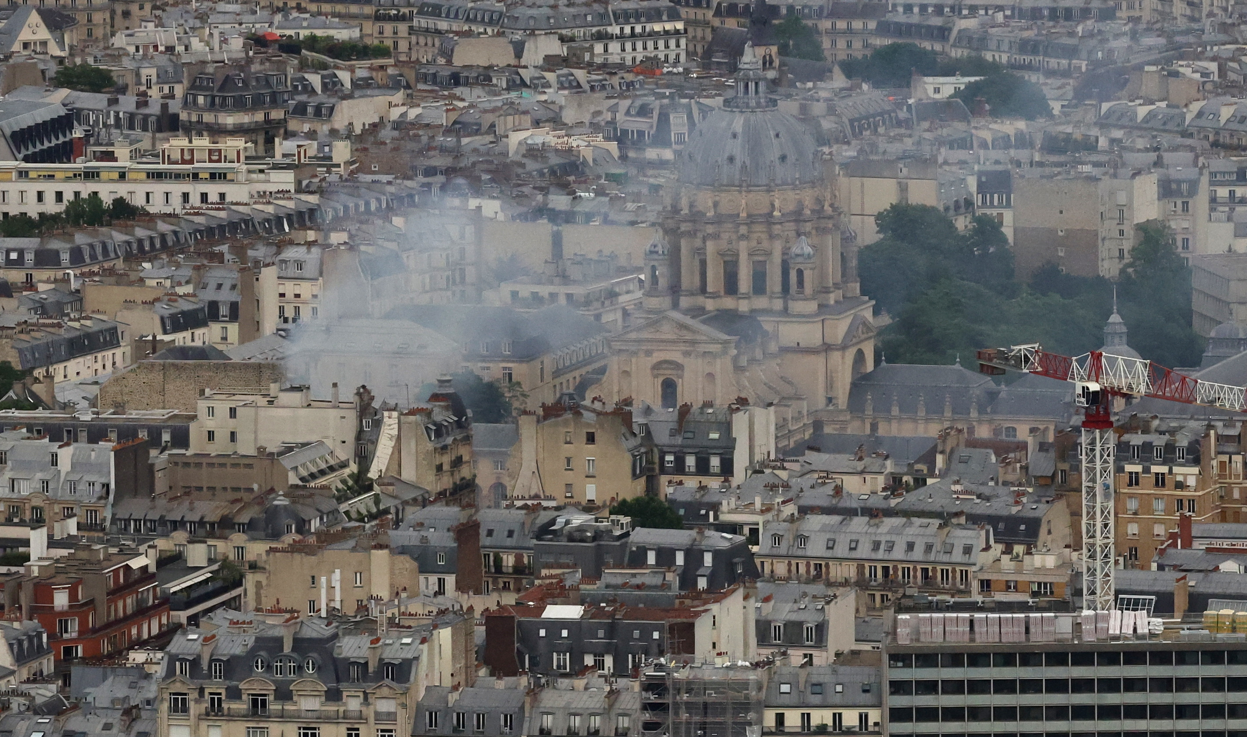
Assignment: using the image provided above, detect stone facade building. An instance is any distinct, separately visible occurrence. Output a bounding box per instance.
[601,44,875,447]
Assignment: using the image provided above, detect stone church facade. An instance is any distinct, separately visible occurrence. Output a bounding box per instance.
[600,44,876,445]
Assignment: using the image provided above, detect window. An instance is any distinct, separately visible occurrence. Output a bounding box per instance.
[207,430,215,443]
[1127,522,1139,538]
[475,713,487,732]
[1154,472,1167,488]
[209,692,223,714]
[1127,472,1140,488]
[253,657,266,672]
[772,534,782,547]
[1154,446,1164,461]
[1154,523,1166,538]
[585,458,596,476]
[585,431,596,445]
[804,624,816,644]
[772,623,784,642]
[211,660,224,679]
[206,406,215,418]
[169,693,189,714]
[616,715,630,736]
[454,713,467,732]
[710,455,721,474]
[540,714,554,736]
[565,457,573,470]
[569,715,582,735]
[554,652,570,671]
[1153,497,1166,514]
[297,729,319,737]
[779,682,792,694]
[502,715,513,735]
[355,571,363,587]
[427,712,440,731]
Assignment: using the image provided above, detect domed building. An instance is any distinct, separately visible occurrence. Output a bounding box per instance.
[603,44,876,438]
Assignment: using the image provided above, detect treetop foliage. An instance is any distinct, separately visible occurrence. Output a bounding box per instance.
[860,204,1203,369]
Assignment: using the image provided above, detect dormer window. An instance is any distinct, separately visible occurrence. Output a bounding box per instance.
[253,656,266,672]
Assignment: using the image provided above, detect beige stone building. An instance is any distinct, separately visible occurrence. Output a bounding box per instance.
[192,384,361,462]
[510,399,649,507]
[837,157,940,246]
[158,607,476,737]
[248,540,420,615]
[366,378,476,502]
[601,48,874,448]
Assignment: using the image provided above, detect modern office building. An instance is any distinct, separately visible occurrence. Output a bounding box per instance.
[884,604,1247,737]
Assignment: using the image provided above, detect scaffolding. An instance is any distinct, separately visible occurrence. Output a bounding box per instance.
[642,664,763,737]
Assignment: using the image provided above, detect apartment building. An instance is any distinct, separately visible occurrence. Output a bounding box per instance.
[248,539,420,616]
[765,664,883,735]
[0,317,129,382]
[258,245,323,334]
[639,401,775,487]
[757,516,994,610]
[754,582,856,666]
[511,398,649,506]
[483,579,755,677]
[196,265,259,349]
[115,295,212,348]
[1117,428,1205,568]
[366,378,476,502]
[0,433,150,532]
[180,64,292,156]
[4,544,172,665]
[158,607,476,737]
[192,384,361,460]
[0,138,301,218]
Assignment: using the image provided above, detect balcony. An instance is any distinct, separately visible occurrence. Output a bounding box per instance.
[376,712,398,723]
[199,703,386,721]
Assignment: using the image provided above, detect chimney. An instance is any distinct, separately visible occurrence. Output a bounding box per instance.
[1174,574,1189,620]
[367,635,383,674]
[1178,512,1192,549]
[332,382,340,407]
[282,613,299,653]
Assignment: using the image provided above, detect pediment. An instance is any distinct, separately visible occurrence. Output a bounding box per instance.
[610,311,733,345]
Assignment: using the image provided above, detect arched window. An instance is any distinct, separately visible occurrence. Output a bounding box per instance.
[660,378,678,409]
[1003,426,1018,439]
[649,264,659,289]
[795,268,805,293]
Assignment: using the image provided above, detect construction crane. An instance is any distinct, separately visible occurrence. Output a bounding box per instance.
[976,344,1247,611]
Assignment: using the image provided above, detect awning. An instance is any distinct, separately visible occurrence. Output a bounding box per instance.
[168,571,213,593]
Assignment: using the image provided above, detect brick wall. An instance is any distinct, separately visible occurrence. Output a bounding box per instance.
[98,360,284,412]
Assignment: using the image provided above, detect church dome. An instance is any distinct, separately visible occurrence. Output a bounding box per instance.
[678,43,822,190]
[790,235,815,262]
[646,235,669,258]
[1211,322,1247,340]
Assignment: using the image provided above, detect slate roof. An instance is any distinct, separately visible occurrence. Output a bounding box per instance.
[848,363,1072,421]
[473,423,519,453]
[764,664,881,708]
[761,515,985,564]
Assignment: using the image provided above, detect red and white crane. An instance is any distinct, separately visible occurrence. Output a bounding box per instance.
[976,344,1247,610]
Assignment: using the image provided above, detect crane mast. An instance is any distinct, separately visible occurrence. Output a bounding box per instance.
[977,345,1247,611]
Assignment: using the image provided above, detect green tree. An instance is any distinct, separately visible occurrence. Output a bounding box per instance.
[952,72,1052,120]
[0,362,26,398]
[63,193,109,226]
[450,370,513,423]
[609,496,684,529]
[839,43,938,88]
[108,197,143,221]
[862,208,1203,368]
[0,214,41,237]
[1117,221,1204,367]
[53,64,116,93]
[773,15,824,61]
